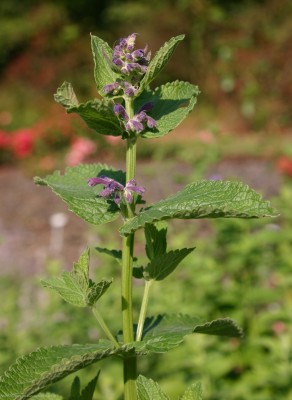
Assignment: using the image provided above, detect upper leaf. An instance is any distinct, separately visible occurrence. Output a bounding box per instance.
[120,180,278,236]
[138,34,185,94]
[180,383,203,400]
[34,164,124,226]
[91,34,120,96]
[134,81,199,139]
[136,375,169,400]
[144,248,195,281]
[54,82,123,137]
[41,248,112,307]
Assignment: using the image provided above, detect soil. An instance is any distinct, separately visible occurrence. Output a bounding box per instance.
[0,157,281,277]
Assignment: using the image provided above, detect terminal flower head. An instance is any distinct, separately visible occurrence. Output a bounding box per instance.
[114,103,156,134]
[112,33,151,76]
[88,176,145,204]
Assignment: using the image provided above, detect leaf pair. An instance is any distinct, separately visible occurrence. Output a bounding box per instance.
[35,163,278,231]
[0,315,241,400]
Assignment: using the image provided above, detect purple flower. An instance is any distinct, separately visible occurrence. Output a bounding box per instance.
[103,80,138,97]
[114,103,157,134]
[112,33,150,77]
[88,175,145,204]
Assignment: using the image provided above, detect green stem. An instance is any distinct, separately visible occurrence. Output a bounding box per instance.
[136,280,153,341]
[122,96,138,400]
[91,306,120,348]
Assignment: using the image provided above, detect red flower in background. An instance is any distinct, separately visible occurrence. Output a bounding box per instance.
[277,156,292,177]
[10,129,34,158]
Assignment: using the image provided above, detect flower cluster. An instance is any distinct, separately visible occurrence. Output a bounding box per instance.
[112,33,150,76]
[88,176,145,204]
[103,80,138,97]
[114,103,156,134]
[103,33,150,98]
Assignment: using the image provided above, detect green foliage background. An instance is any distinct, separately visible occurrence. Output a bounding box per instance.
[0,1,291,399]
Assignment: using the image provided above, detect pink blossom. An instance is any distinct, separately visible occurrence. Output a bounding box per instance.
[66,137,96,166]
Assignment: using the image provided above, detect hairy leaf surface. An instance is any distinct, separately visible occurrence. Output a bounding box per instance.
[0,342,116,400]
[180,383,203,400]
[136,375,169,400]
[120,180,278,235]
[135,81,199,139]
[91,35,119,95]
[34,164,124,226]
[54,82,123,136]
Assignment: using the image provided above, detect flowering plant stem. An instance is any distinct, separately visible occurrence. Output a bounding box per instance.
[122,97,138,399]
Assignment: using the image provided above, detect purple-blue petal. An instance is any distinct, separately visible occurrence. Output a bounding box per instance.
[114,104,129,121]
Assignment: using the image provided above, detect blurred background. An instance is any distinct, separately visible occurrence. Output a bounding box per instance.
[0,0,292,399]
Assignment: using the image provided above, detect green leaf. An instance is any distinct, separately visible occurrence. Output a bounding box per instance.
[135,81,199,139]
[79,373,99,400]
[0,315,239,399]
[144,223,167,261]
[136,375,169,400]
[41,248,112,307]
[120,180,278,236]
[95,247,122,263]
[91,34,120,96]
[144,248,195,281]
[54,81,79,108]
[0,342,116,400]
[32,394,63,400]
[54,82,123,136]
[34,164,124,226]
[180,383,203,400]
[70,376,81,400]
[138,34,185,94]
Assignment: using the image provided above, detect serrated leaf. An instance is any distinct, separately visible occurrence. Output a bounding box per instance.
[80,373,99,400]
[54,81,79,108]
[135,81,199,139]
[135,314,243,353]
[120,180,278,236]
[54,82,123,136]
[41,248,112,307]
[34,164,124,226]
[0,342,116,400]
[91,34,120,95]
[136,375,169,400]
[144,223,167,261]
[138,34,185,94]
[180,383,203,400]
[145,248,195,281]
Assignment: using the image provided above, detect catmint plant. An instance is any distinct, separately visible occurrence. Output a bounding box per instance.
[0,33,278,400]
